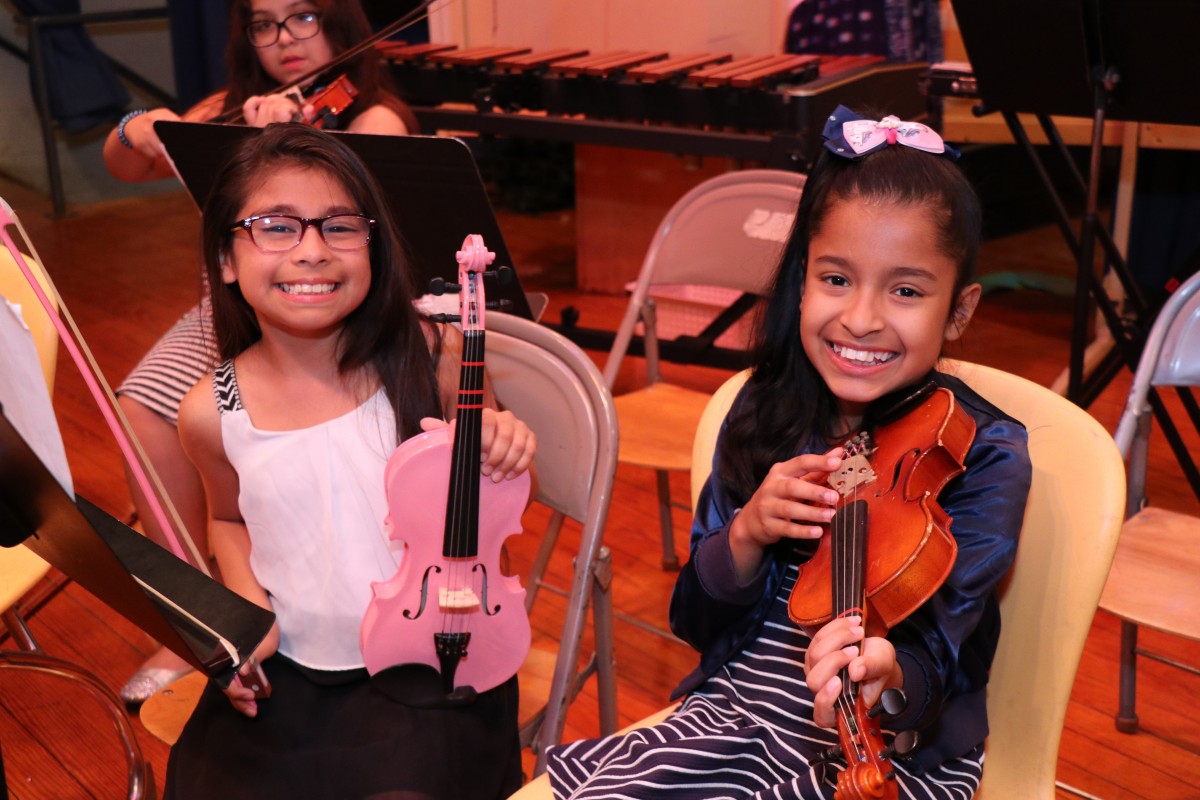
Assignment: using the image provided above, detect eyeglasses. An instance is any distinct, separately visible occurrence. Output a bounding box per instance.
[230,214,376,252]
[244,11,322,48]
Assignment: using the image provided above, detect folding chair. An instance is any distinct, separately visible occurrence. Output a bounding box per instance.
[602,169,804,570]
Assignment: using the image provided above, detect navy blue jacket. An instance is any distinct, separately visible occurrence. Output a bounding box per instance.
[668,371,1032,774]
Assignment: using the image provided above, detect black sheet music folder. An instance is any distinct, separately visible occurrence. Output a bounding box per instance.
[0,408,275,689]
[951,0,1200,126]
[154,121,533,319]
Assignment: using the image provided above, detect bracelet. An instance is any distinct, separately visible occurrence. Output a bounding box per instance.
[117,109,149,149]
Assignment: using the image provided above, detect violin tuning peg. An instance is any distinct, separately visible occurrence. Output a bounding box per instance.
[428,313,461,324]
[880,730,919,761]
[429,277,461,296]
[486,265,514,285]
[484,299,513,311]
[868,687,908,719]
[811,743,842,765]
[809,743,839,785]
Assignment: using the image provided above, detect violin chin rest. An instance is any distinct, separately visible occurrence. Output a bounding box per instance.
[370,663,479,709]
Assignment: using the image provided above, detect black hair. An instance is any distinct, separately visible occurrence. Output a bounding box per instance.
[200,123,440,441]
[718,141,983,501]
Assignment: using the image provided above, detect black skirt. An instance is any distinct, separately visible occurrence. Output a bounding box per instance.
[164,655,522,800]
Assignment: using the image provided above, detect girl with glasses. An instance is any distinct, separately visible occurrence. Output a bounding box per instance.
[103,0,418,706]
[165,123,534,799]
[104,0,414,181]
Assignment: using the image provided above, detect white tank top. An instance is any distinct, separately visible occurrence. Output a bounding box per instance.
[213,360,402,671]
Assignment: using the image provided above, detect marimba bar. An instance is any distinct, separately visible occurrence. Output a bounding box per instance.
[380,42,929,168]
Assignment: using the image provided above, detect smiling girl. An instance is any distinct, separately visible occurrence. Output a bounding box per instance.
[546,107,1033,800]
[105,0,417,705]
[165,124,533,800]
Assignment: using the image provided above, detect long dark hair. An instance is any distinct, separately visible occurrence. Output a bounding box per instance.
[200,123,440,440]
[220,0,413,130]
[719,143,983,501]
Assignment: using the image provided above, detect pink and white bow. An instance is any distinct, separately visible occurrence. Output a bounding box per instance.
[841,116,946,155]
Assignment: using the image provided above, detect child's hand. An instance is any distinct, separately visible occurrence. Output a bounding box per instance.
[242,92,312,127]
[804,615,902,729]
[479,408,536,481]
[123,107,181,163]
[727,448,842,581]
[224,658,267,718]
[420,410,537,482]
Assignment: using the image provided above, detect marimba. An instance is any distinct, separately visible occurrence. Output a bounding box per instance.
[380,43,929,168]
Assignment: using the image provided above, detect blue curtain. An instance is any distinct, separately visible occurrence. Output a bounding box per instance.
[11,0,131,133]
[168,0,230,110]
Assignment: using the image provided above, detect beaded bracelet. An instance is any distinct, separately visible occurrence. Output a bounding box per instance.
[117,109,149,149]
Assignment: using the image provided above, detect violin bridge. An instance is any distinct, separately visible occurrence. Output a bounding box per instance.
[438,586,482,613]
[829,452,876,497]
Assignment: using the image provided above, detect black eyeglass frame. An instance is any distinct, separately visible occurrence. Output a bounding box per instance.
[244,11,323,48]
[229,213,377,252]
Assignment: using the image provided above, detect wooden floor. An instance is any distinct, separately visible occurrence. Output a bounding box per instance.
[1,166,1199,799]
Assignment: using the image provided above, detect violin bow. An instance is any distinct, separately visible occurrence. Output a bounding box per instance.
[214,0,449,125]
[0,198,210,575]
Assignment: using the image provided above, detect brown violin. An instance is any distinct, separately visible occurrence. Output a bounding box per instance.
[793,384,975,799]
[286,74,359,129]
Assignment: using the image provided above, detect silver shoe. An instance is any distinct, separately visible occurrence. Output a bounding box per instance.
[119,666,193,706]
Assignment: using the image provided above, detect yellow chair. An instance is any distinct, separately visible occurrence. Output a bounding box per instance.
[512,360,1125,799]
[602,169,805,570]
[1098,269,1200,733]
[0,214,152,799]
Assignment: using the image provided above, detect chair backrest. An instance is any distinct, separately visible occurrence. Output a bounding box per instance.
[484,312,620,751]
[1113,271,1200,513]
[603,169,805,387]
[691,363,1125,800]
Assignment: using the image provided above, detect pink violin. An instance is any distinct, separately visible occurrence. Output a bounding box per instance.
[360,234,531,706]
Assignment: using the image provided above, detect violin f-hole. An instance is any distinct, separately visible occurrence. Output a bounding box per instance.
[402,565,440,620]
[473,563,502,615]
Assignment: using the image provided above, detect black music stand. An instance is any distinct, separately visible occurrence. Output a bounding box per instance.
[154,122,533,319]
[0,407,275,685]
[951,0,1198,406]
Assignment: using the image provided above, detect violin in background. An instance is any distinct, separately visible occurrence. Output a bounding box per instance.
[360,235,531,708]
[286,74,359,129]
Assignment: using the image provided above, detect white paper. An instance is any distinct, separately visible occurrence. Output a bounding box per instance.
[0,297,73,495]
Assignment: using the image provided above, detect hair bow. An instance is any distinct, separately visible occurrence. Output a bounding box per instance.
[822,105,957,160]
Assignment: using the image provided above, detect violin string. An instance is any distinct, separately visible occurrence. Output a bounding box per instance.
[443,272,470,639]
[831,441,872,759]
[454,290,483,637]
[831,467,856,748]
[452,269,486,639]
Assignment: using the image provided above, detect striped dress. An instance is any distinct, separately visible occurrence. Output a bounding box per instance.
[117,302,218,425]
[547,560,985,800]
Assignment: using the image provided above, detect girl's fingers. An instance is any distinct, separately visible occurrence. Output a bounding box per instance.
[225,680,258,717]
[416,412,534,481]
[806,617,863,669]
[420,416,449,433]
[480,411,535,481]
[492,427,535,481]
[813,675,843,728]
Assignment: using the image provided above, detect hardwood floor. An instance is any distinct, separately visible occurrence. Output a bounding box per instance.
[1,167,1199,799]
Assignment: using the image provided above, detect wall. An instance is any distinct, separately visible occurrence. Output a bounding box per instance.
[431,0,785,55]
